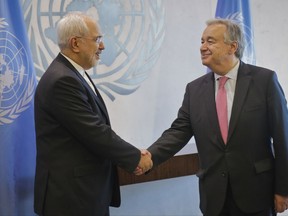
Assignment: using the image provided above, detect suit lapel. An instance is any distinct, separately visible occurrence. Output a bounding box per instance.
[203,63,252,145]
[84,71,111,124]
[56,53,110,124]
[227,62,251,142]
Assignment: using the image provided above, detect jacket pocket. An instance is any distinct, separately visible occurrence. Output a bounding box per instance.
[254,158,273,174]
[244,104,264,112]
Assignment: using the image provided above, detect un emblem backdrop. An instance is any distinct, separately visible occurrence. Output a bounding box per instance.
[22,0,166,100]
[0,20,35,124]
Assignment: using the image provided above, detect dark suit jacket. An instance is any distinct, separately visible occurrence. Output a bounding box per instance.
[34,53,140,216]
[148,62,288,216]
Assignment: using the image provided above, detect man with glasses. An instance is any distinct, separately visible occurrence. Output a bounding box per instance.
[34,12,152,216]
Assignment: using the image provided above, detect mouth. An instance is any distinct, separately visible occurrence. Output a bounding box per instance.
[201,52,210,58]
[201,53,210,59]
[95,51,101,59]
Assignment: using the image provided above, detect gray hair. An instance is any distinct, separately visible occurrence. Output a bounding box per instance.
[206,18,245,59]
[57,12,90,50]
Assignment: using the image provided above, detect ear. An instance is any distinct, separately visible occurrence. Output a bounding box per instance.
[229,41,238,55]
[69,37,80,53]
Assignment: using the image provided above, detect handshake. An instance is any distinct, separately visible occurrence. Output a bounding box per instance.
[134,149,153,176]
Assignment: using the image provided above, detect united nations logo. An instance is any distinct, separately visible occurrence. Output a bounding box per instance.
[0,18,36,125]
[23,0,166,100]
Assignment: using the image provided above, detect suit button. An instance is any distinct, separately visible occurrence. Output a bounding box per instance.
[221,172,226,177]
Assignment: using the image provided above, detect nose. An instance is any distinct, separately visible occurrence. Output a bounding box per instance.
[98,41,105,50]
[200,42,207,51]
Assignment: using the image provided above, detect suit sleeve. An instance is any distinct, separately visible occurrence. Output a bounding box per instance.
[268,72,288,196]
[148,84,193,166]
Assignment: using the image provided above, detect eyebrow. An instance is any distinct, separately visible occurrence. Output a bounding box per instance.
[201,36,216,41]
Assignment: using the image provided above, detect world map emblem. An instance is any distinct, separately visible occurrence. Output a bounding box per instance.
[23,0,166,100]
[0,18,35,125]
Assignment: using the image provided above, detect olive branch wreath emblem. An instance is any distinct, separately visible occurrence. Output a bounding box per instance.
[0,18,36,125]
[25,0,165,101]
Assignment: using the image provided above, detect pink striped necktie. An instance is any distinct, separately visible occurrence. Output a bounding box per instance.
[216,76,229,144]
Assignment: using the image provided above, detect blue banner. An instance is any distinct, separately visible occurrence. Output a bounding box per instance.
[215,0,256,64]
[0,0,37,215]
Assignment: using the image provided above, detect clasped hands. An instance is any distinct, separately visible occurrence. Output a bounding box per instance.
[134,149,152,175]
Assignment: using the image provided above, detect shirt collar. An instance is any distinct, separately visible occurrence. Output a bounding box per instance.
[214,61,239,81]
[60,53,85,76]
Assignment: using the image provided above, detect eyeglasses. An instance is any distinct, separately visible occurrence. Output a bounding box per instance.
[75,35,103,44]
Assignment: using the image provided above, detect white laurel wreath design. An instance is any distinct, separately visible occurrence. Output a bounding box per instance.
[0,18,35,125]
[24,0,165,101]
[0,77,35,125]
[0,18,8,28]
[98,0,166,100]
